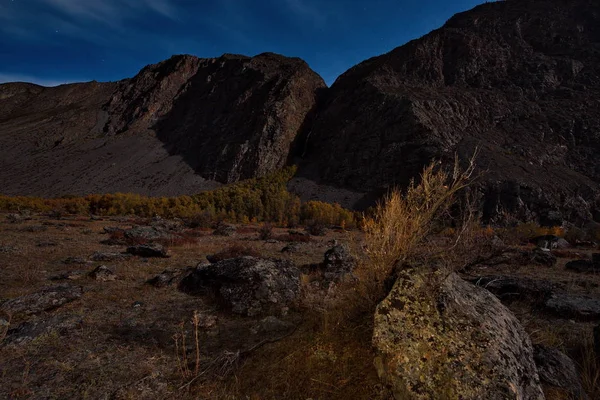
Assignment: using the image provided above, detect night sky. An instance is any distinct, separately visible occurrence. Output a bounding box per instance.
[0,0,489,86]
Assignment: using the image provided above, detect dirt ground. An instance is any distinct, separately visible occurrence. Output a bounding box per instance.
[1,213,599,399]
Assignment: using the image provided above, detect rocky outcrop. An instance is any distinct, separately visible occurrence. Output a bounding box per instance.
[373,270,544,399]
[298,0,600,223]
[533,345,589,400]
[0,285,83,316]
[178,257,301,316]
[0,53,325,196]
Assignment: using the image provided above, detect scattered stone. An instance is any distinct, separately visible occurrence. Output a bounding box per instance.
[0,284,83,316]
[522,248,557,267]
[529,235,559,251]
[212,222,236,237]
[103,226,123,234]
[36,241,58,247]
[3,314,83,346]
[132,301,144,308]
[5,213,22,223]
[124,226,173,242]
[565,259,599,273]
[555,238,571,249]
[89,265,117,282]
[150,216,183,232]
[91,251,129,262]
[533,345,589,400]
[321,244,357,281]
[179,257,301,316]
[373,270,544,400]
[62,257,89,265]
[126,244,169,258]
[472,275,560,303]
[544,293,600,320]
[250,316,294,335]
[147,269,186,288]
[50,271,86,281]
[281,243,301,253]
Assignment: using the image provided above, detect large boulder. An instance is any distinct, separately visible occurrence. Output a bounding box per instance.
[373,269,544,399]
[533,345,589,400]
[0,285,83,316]
[321,244,357,281]
[544,293,600,320]
[179,257,301,316]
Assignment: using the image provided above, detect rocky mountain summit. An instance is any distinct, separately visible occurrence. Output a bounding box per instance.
[296,0,600,223]
[1,0,600,224]
[0,53,324,196]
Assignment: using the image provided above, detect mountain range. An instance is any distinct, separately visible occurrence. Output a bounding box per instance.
[1,0,599,223]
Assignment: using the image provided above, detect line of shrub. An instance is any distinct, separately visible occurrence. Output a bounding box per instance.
[0,167,357,228]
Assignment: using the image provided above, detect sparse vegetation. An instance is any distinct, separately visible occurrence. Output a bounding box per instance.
[0,167,358,228]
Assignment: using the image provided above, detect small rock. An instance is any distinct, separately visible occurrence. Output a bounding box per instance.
[212,222,236,236]
[251,316,294,335]
[50,270,86,281]
[529,235,559,251]
[4,314,83,346]
[124,226,173,242]
[0,284,83,316]
[62,257,89,265]
[132,301,144,308]
[528,248,557,267]
[472,275,560,303]
[91,251,129,262]
[555,238,571,249]
[533,345,589,400]
[281,243,301,253]
[89,265,117,282]
[36,241,58,247]
[565,259,598,273]
[544,293,600,320]
[321,244,357,281]
[147,269,186,288]
[126,244,169,258]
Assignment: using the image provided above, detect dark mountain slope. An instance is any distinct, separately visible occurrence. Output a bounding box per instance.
[296,0,600,223]
[0,53,325,196]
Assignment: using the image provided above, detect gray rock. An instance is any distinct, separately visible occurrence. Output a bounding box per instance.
[533,345,589,400]
[147,269,186,288]
[555,238,571,249]
[89,265,117,282]
[545,293,600,320]
[525,248,557,267]
[62,257,89,265]
[373,270,544,400]
[322,244,357,281]
[530,235,559,251]
[213,222,236,237]
[472,275,560,303]
[124,226,173,242]
[179,257,301,316]
[281,243,301,253]
[3,314,83,346]
[50,270,86,281]
[251,316,294,335]
[565,259,599,273]
[126,244,169,258]
[0,284,83,316]
[91,251,129,262]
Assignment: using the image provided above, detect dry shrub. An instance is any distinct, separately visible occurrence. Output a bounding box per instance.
[236,226,258,235]
[206,245,261,263]
[500,223,565,245]
[361,154,476,295]
[277,233,311,243]
[258,223,273,240]
[578,334,600,400]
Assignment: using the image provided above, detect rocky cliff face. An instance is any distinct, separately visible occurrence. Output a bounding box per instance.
[297,0,600,223]
[0,53,325,196]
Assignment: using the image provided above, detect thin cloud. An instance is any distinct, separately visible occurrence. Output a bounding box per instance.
[281,0,326,26]
[38,0,178,23]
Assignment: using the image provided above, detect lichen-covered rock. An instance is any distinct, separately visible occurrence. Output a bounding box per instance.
[146,269,186,288]
[544,293,600,320]
[0,285,83,316]
[89,265,117,282]
[3,314,83,346]
[321,244,356,281]
[126,244,169,258]
[533,345,589,400]
[179,257,300,316]
[373,270,544,400]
